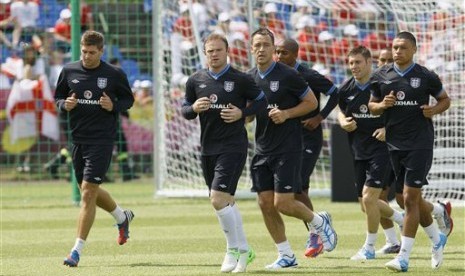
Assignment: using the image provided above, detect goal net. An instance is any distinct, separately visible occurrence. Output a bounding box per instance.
[155,0,464,204]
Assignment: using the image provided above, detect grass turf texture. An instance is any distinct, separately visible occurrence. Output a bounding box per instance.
[2,180,464,275]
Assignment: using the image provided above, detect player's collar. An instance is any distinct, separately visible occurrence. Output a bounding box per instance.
[293,62,300,70]
[258,62,276,79]
[393,62,416,77]
[208,64,230,80]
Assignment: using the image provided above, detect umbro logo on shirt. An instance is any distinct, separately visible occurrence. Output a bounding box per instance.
[348,96,355,101]
[72,79,80,83]
[94,177,101,181]
[199,84,206,88]
[383,80,392,84]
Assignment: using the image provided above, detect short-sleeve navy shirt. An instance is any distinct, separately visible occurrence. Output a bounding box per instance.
[295,63,337,140]
[183,65,264,155]
[339,77,387,160]
[248,62,311,154]
[370,63,443,151]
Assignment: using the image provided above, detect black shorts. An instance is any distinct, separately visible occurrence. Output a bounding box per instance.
[390,149,433,189]
[300,138,322,190]
[71,144,113,184]
[251,152,302,194]
[200,152,246,195]
[353,154,390,197]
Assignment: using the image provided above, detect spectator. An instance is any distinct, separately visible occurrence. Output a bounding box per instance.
[262,2,286,40]
[212,12,231,37]
[228,31,249,71]
[0,0,17,49]
[316,30,336,65]
[295,15,319,63]
[68,0,94,32]
[333,24,361,64]
[48,50,64,89]
[10,0,40,48]
[54,8,72,53]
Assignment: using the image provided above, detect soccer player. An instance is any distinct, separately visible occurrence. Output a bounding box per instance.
[375,47,404,255]
[377,48,394,67]
[275,38,339,258]
[337,45,405,261]
[55,31,135,267]
[248,28,337,269]
[181,33,267,273]
[369,31,451,272]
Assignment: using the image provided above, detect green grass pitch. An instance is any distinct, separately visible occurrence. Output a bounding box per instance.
[2,180,464,275]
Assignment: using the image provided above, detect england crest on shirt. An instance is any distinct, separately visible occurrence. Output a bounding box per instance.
[224,81,234,92]
[270,81,279,92]
[97,78,107,89]
[410,78,421,88]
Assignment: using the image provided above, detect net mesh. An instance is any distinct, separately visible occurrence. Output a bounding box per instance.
[156,0,464,203]
[0,0,463,204]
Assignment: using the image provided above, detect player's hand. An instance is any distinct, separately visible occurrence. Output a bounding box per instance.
[268,108,289,124]
[373,127,386,141]
[382,91,396,109]
[100,92,114,111]
[64,92,78,111]
[221,103,242,123]
[301,114,323,131]
[340,116,357,132]
[420,104,435,118]
[192,97,211,113]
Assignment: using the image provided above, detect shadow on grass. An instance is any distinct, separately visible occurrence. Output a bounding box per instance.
[128,262,219,268]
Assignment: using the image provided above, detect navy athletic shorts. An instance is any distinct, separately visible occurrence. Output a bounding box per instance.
[251,152,302,194]
[200,152,246,195]
[390,149,433,189]
[353,154,390,197]
[71,144,113,185]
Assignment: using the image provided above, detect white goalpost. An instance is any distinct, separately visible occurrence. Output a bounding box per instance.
[153,0,464,204]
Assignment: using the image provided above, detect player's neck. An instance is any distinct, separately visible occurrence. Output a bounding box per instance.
[257,61,274,73]
[394,61,414,72]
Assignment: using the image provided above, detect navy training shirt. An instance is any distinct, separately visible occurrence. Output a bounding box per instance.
[55,60,134,145]
[249,62,311,155]
[370,63,443,151]
[182,64,265,155]
[339,77,388,160]
[295,62,338,142]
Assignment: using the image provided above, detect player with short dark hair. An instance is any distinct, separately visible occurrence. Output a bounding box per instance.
[338,45,405,261]
[377,48,394,67]
[275,38,339,258]
[369,31,452,272]
[56,30,135,267]
[181,33,267,273]
[248,28,337,269]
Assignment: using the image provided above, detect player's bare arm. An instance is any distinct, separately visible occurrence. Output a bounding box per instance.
[421,91,451,118]
[368,91,395,115]
[337,110,357,132]
[192,97,211,113]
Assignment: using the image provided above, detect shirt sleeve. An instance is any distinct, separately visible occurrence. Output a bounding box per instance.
[181,76,198,119]
[54,68,70,112]
[427,70,444,98]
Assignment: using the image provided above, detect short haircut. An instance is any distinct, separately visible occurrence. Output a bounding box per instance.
[81,30,105,50]
[278,38,299,54]
[251,27,275,45]
[203,33,229,51]
[348,45,371,60]
[395,31,417,47]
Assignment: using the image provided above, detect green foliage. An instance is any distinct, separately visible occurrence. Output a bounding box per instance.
[2,181,464,275]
